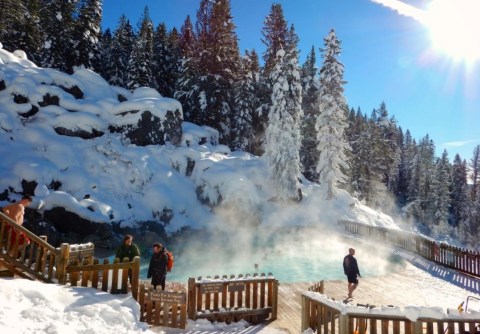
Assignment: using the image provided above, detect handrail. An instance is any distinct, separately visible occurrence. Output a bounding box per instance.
[302,286,480,334]
[340,220,480,278]
[0,210,64,283]
[0,211,58,254]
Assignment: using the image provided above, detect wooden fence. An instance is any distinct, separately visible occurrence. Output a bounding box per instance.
[66,256,141,300]
[187,273,278,324]
[138,282,187,329]
[302,282,480,334]
[340,220,480,278]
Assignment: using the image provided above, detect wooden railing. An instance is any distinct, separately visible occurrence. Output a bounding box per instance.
[187,273,278,325]
[66,256,141,300]
[0,211,68,283]
[340,220,480,278]
[302,282,480,334]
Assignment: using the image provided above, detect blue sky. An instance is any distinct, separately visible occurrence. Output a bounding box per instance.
[102,0,480,162]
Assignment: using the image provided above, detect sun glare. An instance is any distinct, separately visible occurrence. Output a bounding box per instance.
[425,0,480,63]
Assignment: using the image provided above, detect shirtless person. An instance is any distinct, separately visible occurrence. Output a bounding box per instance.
[2,195,32,256]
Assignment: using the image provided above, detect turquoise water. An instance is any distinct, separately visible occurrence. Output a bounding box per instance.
[130,228,396,283]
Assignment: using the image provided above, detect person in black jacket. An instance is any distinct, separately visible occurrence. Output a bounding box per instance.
[147,243,168,290]
[343,248,361,299]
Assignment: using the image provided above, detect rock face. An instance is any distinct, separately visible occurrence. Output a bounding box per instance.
[109,109,183,146]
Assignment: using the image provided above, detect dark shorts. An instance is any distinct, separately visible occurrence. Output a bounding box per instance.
[347,274,358,284]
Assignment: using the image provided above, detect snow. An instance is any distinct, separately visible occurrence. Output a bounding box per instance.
[1,44,478,333]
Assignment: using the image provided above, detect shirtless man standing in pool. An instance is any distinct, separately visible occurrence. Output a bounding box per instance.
[343,248,361,299]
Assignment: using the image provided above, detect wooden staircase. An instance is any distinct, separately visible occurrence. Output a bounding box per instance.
[0,211,69,283]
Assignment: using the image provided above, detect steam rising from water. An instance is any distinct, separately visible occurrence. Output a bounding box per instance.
[141,225,404,283]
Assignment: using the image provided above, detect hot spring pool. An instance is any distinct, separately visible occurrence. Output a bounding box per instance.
[131,227,401,283]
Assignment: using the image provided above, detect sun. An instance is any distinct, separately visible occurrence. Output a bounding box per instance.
[424,0,480,63]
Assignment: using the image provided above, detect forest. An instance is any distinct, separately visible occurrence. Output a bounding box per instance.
[1,0,479,247]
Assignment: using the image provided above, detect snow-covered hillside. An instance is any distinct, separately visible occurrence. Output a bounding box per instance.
[0,45,398,244]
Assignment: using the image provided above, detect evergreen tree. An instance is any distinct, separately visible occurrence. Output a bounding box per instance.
[127,6,154,89]
[255,3,291,156]
[231,50,256,151]
[39,0,77,73]
[175,15,198,122]
[152,23,170,96]
[191,0,240,143]
[470,145,480,202]
[407,135,435,225]
[429,150,451,232]
[450,154,470,231]
[300,46,319,181]
[0,0,41,61]
[72,0,102,71]
[347,108,370,199]
[97,28,112,79]
[264,47,303,202]
[315,29,350,199]
[104,15,134,87]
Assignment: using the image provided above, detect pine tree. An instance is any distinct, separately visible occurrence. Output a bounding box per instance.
[470,145,480,202]
[175,15,198,122]
[255,3,291,156]
[0,0,27,52]
[0,0,41,61]
[315,29,350,199]
[264,46,303,202]
[429,150,451,233]
[39,0,77,73]
[191,0,240,143]
[97,28,112,80]
[347,108,371,200]
[300,46,319,181]
[152,23,170,96]
[450,154,470,232]
[127,6,154,89]
[231,50,256,151]
[104,15,134,87]
[72,0,102,71]
[407,135,435,225]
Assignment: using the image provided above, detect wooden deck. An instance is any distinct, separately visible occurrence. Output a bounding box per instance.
[263,259,480,334]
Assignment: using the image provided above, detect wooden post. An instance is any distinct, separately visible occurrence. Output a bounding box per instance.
[56,243,69,284]
[338,314,349,334]
[131,256,140,301]
[271,279,278,320]
[301,295,310,332]
[187,277,196,320]
[121,257,129,294]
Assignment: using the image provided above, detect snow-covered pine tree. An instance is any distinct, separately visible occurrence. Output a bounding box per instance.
[429,150,451,234]
[231,50,256,151]
[406,135,435,225]
[104,15,134,87]
[347,108,370,200]
[97,28,112,79]
[470,145,480,202]
[300,46,319,181]
[254,3,291,156]
[0,0,41,61]
[450,154,471,232]
[72,0,102,71]
[315,29,350,200]
[152,23,170,96]
[192,0,240,143]
[174,15,199,123]
[39,0,77,73]
[264,45,303,202]
[127,6,154,89]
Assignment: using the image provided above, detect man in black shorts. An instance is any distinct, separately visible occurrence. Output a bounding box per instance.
[343,248,361,298]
